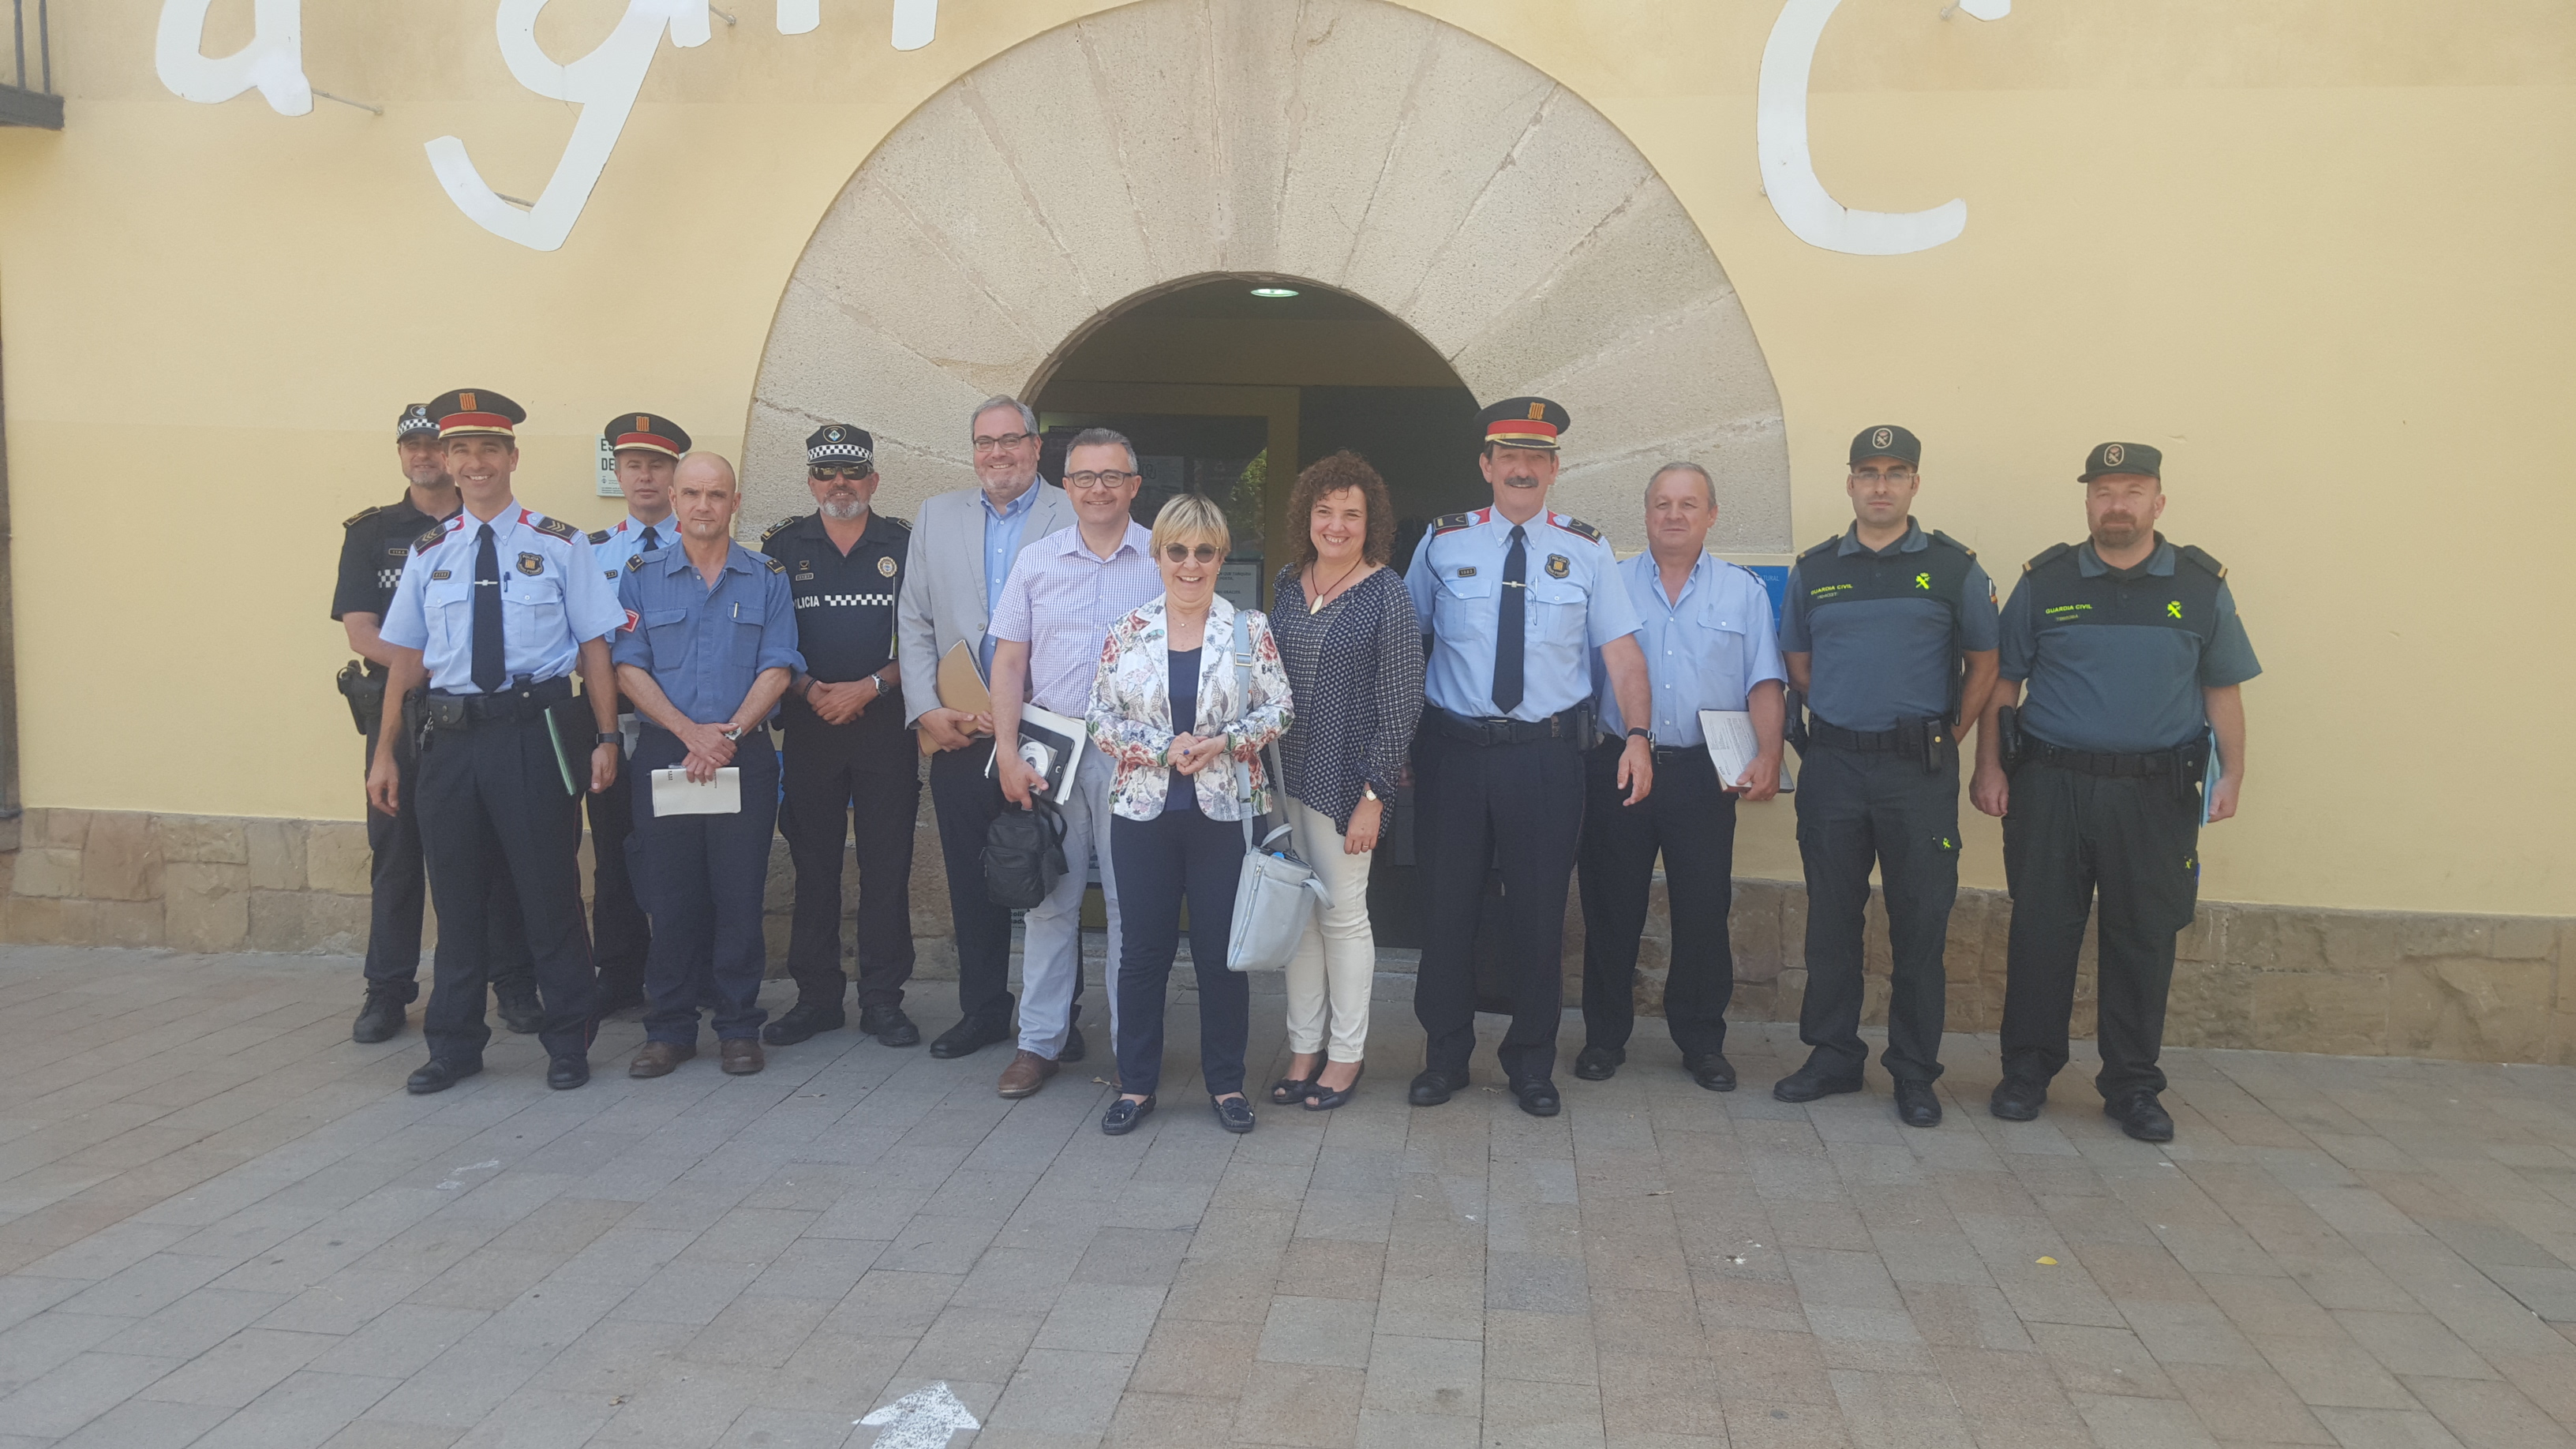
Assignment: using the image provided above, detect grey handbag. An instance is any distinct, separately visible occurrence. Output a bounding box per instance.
[1219,610,1331,972]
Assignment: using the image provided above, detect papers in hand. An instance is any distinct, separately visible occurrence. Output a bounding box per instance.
[651,766,742,816]
[1698,710,1792,794]
[987,703,1085,799]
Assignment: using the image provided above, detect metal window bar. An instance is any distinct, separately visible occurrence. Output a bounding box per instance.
[2,0,61,129]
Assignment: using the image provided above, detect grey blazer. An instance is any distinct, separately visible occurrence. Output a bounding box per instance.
[897,481,1075,727]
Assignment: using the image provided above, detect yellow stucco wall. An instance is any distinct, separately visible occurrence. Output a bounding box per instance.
[0,1,2567,917]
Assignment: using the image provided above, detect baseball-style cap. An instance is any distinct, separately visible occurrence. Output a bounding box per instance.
[1479,396,1570,451]
[1849,425,1922,468]
[2080,441,2161,481]
[427,388,526,440]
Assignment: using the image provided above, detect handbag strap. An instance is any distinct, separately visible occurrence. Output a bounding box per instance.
[1229,609,1256,816]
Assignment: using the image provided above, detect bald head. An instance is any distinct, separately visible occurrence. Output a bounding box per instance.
[672,451,743,545]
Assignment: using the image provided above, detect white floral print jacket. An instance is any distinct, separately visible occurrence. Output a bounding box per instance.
[1085,593,1294,822]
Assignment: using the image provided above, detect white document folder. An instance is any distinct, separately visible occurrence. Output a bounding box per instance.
[1698,710,1793,793]
[651,766,743,816]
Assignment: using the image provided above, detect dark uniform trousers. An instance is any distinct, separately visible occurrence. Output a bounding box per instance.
[779,702,919,1012]
[1414,729,1585,1084]
[631,728,781,1045]
[363,706,534,1002]
[585,759,651,1004]
[928,739,1017,1030]
[415,704,600,1065]
[1999,759,2200,1099]
[1795,739,1961,1084]
[1578,744,1737,1058]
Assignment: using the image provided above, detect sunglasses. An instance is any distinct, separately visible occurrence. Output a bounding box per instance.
[809,466,872,481]
[1161,544,1222,564]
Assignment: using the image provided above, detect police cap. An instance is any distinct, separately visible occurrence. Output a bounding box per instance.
[606,412,691,459]
[395,402,438,440]
[428,388,526,440]
[2080,441,2161,482]
[806,423,876,470]
[1480,396,1569,451]
[1849,425,1922,468]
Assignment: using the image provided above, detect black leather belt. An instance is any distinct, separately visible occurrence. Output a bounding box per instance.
[1428,705,1588,747]
[2024,734,2196,777]
[1810,716,1949,753]
[425,676,573,730]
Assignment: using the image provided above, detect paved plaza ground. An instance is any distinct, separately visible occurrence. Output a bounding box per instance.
[5,946,2576,1449]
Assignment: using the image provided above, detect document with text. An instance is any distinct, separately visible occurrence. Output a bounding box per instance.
[1698,710,1792,793]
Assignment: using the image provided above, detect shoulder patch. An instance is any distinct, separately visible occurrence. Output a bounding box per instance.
[761,515,799,547]
[2177,544,2226,579]
[1428,511,1477,535]
[2022,541,2076,574]
[1552,515,1604,544]
[765,556,788,574]
[1799,535,1840,560]
[528,515,578,542]
[586,528,612,546]
[1927,529,1976,560]
[884,515,912,534]
[411,524,447,556]
[343,504,385,529]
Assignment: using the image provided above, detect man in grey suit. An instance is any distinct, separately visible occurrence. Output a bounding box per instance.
[897,396,1081,1060]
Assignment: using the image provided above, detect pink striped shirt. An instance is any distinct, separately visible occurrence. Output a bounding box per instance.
[989,521,1160,714]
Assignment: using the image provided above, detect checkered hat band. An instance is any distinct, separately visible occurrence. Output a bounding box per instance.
[808,443,873,465]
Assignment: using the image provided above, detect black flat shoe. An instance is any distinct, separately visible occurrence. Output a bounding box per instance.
[1101,1095,1155,1136]
[1211,1095,1256,1133]
[1893,1079,1941,1128]
[406,1058,483,1095]
[1408,1069,1469,1106]
[859,1005,921,1047]
[1772,1063,1865,1103]
[352,990,408,1044]
[548,1055,590,1091]
[494,986,543,1036]
[1305,1063,1365,1111]
[1058,1024,1087,1063]
[763,1002,844,1046]
[1271,1061,1323,1105]
[1683,1052,1736,1092]
[1573,1046,1623,1081]
[930,1017,1012,1059]
[2105,1089,2174,1142]
[1990,1076,2048,1121]
[1511,1079,1562,1118]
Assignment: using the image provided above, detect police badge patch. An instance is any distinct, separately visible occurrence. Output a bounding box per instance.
[517,552,544,575]
[877,556,897,577]
[1546,554,1571,579]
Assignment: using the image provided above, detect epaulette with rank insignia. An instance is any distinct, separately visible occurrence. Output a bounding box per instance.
[2023,541,2076,573]
[1799,535,1840,560]
[625,553,649,573]
[412,523,448,555]
[765,556,788,573]
[1928,530,1975,559]
[1552,515,1604,544]
[343,504,386,529]
[761,516,800,548]
[527,515,578,542]
[885,515,912,533]
[587,528,613,546]
[1428,511,1477,534]
[2177,544,2226,579]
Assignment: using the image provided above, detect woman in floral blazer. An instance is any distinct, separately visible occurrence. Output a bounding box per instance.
[1084,494,1292,1137]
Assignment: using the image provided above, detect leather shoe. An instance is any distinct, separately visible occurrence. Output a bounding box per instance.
[998,1048,1058,1099]
[2105,1090,2175,1143]
[629,1041,696,1078]
[1989,1076,2047,1121]
[1893,1079,1941,1128]
[352,989,407,1044]
[1408,1069,1469,1106]
[721,1039,765,1075]
[493,983,543,1036]
[1573,1046,1623,1080]
[1101,1095,1155,1135]
[406,1058,481,1095]
[1773,1063,1865,1103]
[1511,1079,1563,1117]
[548,1055,590,1091]
[1211,1095,1256,1133]
[1683,1053,1737,1091]
[930,1017,1012,1059]
[1058,1024,1087,1063]
[763,1002,844,1046]
[859,1005,921,1046]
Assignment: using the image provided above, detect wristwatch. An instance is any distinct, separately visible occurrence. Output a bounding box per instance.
[721,724,745,742]
[1626,727,1653,745]
[593,732,621,746]
[868,670,888,695]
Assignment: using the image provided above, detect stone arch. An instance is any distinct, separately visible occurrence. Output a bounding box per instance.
[744,0,1790,551]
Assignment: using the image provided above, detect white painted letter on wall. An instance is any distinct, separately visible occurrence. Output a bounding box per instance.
[155,0,313,116]
[892,0,938,51]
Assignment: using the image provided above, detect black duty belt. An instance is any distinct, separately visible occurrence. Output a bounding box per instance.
[1809,716,1950,753]
[2023,734,2198,777]
[424,676,574,731]
[1590,739,1709,766]
[1428,705,1588,747]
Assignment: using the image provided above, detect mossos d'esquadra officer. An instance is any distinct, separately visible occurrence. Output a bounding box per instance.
[367,389,627,1096]
[1773,426,1999,1129]
[1973,442,2259,1144]
[1403,397,1655,1119]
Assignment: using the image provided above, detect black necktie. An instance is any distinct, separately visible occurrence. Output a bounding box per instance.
[472,522,505,692]
[639,524,661,552]
[1493,524,1526,713]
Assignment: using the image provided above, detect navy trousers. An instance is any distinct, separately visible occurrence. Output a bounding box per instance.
[1110,804,1249,1099]
[630,729,780,1046]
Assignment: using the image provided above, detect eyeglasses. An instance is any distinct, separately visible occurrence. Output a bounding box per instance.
[1162,543,1222,564]
[972,432,1035,453]
[1063,470,1139,491]
[1849,468,1916,485]
[808,466,872,481]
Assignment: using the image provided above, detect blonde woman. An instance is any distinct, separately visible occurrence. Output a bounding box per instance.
[1086,493,1293,1136]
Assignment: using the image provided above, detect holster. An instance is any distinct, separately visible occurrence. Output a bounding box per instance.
[1784,687,1810,755]
[334,661,387,737]
[1997,704,2024,773]
[2171,736,2211,807]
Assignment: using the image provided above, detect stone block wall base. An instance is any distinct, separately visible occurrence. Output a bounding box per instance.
[6,806,2570,1065]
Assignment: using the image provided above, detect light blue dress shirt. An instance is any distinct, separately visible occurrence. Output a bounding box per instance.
[1403,507,1642,722]
[979,480,1042,673]
[1591,552,1785,747]
[381,503,626,693]
[612,542,806,724]
[587,512,676,581]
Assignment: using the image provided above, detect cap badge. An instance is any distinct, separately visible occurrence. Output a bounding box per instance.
[1873,427,1893,451]
[516,552,543,575]
[635,415,650,432]
[459,391,477,411]
[1526,402,1545,421]
[877,556,898,578]
[1546,554,1570,579]
[827,427,843,440]
[2104,443,2125,467]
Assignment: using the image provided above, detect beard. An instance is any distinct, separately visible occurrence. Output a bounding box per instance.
[819,496,867,520]
[2091,513,2150,550]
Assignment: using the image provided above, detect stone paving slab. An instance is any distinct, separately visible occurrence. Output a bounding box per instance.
[5,945,2576,1449]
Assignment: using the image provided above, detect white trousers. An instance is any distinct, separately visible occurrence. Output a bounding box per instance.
[1282,795,1376,1062]
[1018,758,1118,1058]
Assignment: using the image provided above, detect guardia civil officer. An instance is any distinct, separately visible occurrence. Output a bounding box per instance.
[616,453,803,1079]
[576,411,690,1012]
[333,404,539,1043]
[1773,426,1999,1129]
[1404,398,1654,1117]
[759,425,923,1050]
[367,390,626,1094]
[1574,462,1784,1092]
[1972,443,2256,1143]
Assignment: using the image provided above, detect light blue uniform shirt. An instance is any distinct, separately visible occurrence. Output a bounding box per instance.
[382,502,626,693]
[586,512,676,582]
[1404,507,1642,722]
[612,542,805,724]
[1592,552,1785,747]
[979,480,1042,674]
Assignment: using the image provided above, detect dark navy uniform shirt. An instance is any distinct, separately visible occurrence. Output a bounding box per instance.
[758,510,909,683]
[1999,536,2260,754]
[612,542,805,724]
[333,496,445,624]
[1778,519,1999,732]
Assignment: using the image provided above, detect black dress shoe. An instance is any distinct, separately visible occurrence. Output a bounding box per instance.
[1305,1063,1365,1112]
[494,985,543,1036]
[1101,1095,1155,1135]
[548,1055,590,1091]
[1407,1069,1470,1106]
[1772,1064,1865,1103]
[1683,1053,1737,1091]
[1211,1095,1256,1133]
[1573,1046,1624,1081]
[2105,1090,2175,1143]
[929,1017,1013,1059]
[1270,1067,1321,1106]
[1059,1024,1087,1063]
[1893,1079,1941,1128]
[763,1002,845,1046]
[406,1058,483,1095]
[352,990,408,1044]
[1511,1079,1562,1118]
[859,1005,921,1046]
[1990,1076,2048,1121]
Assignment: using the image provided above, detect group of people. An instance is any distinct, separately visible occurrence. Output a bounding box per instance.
[330,388,2256,1144]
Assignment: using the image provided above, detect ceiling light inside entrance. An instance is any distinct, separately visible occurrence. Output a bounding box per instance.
[1249,286,1299,298]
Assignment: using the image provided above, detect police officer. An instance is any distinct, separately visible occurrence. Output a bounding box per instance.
[332,403,538,1043]
[1403,397,1654,1117]
[1973,443,2256,1142]
[367,389,626,1094]
[615,453,803,1079]
[1774,427,2001,1126]
[1574,462,1784,1092]
[575,412,687,1012]
[759,425,923,1050]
